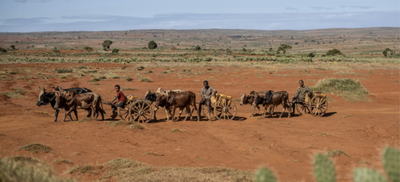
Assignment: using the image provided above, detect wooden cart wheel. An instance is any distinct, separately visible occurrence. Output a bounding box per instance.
[128,100,153,123]
[214,98,236,120]
[118,108,130,121]
[310,96,328,117]
[296,103,310,116]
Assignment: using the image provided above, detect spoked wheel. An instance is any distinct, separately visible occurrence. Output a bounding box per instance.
[296,103,310,116]
[118,108,130,121]
[128,100,153,123]
[214,98,236,120]
[310,96,328,117]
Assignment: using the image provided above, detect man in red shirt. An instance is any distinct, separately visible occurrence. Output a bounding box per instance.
[111,85,126,119]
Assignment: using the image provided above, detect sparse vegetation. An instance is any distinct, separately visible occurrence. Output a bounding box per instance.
[17,143,52,153]
[1,88,26,98]
[112,48,119,54]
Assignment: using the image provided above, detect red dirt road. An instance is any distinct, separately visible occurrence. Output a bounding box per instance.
[0,63,399,182]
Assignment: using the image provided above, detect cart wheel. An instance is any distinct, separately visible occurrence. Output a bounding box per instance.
[128,100,153,123]
[214,98,236,120]
[310,96,328,117]
[296,103,310,116]
[118,108,130,121]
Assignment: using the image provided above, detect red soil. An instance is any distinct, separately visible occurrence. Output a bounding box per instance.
[0,63,398,182]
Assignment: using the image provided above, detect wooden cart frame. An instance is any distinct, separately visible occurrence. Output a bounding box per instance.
[294,91,328,117]
[104,98,153,123]
[202,94,237,120]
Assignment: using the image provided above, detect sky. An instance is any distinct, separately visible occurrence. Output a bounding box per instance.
[0,0,398,32]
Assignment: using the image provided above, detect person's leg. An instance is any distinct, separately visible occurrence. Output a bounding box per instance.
[198,98,206,120]
[206,99,211,120]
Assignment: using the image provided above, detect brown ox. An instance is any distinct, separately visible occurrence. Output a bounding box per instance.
[145,89,186,121]
[54,91,106,121]
[240,90,273,117]
[253,91,291,118]
[155,93,195,121]
[154,91,198,121]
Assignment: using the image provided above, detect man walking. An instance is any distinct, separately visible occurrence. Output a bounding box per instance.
[198,80,217,120]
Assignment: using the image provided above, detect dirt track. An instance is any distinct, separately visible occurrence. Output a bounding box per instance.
[0,63,399,182]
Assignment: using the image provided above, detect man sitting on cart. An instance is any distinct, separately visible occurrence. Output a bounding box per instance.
[292,80,310,103]
[110,85,126,119]
[199,80,217,120]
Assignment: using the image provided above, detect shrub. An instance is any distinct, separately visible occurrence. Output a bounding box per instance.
[112,49,119,54]
[83,46,93,52]
[10,45,16,50]
[195,45,201,50]
[148,41,157,49]
[326,49,343,56]
[277,44,292,55]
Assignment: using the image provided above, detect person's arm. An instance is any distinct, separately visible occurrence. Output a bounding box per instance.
[212,87,217,96]
[294,87,300,98]
[111,94,118,104]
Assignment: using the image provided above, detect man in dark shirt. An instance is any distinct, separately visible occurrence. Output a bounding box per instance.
[111,85,126,119]
[198,80,217,120]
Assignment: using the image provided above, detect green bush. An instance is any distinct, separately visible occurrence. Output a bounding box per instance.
[112,49,119,54]
[326,49,343,56]
[148,41,157,49]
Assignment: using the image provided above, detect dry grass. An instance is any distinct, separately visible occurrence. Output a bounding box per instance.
[27,111,51,117]
[100,158,253,182]
[7,155,41,163]
[126,124,145,130]
[326,150,350,158]
[53,159,73,164]
[0,158,75,182]
[17,143,52,153]
[78,118,93,123]
[1,88,26,98]
[142,152,164,156]
[69,165,98,175]
[312,78,371,102]
[171,129,182,133]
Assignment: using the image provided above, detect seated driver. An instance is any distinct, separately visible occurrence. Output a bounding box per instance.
[111,85,126,119]
[293,80,310,103]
